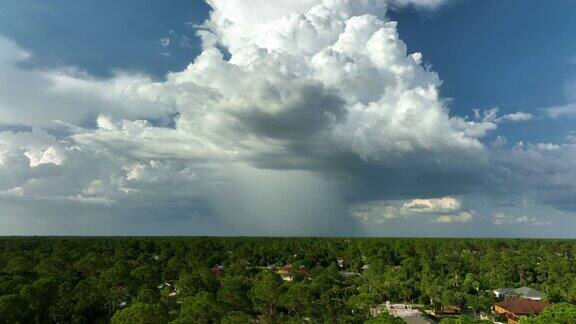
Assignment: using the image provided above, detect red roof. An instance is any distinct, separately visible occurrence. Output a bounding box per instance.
[494,299,550,315]
[210,265,224,276]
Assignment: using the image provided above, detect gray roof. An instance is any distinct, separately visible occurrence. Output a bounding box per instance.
[494,287,544,299]
[514,286,544,299]
[494,288,515,294]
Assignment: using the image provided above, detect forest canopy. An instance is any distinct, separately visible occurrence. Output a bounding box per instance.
[0,237,575,323]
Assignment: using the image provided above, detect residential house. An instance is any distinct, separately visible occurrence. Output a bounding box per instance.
[370,302,434,323]
[426,305,460,317]
[493,299,550,324]
[211,265,225,276]
[275,264,310,281]
[370,302,422,317]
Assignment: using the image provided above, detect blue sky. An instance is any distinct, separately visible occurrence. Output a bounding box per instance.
[1,0,576,236]
[390,0,576,144]
[0,0,209,78]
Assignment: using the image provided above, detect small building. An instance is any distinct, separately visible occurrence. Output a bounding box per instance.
[158,281,179,298]
[493,299,550,324]
[276,264,291,275]
[211,265,225,276]
[369,304,387,317]
[493,287,544,300]
[276,264,292,281]
[427,305,460,317]
[275,264,310,281]
[385,302,423,317]
[370,302,433,323]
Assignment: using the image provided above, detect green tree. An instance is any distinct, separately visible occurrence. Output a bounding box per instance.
[364,312,404,324]
[20,277,58,323]
[177,291,223,323]
[111,302,167,324]
[218,275,252,313]
[282,281,314,318]
[135,287,161,304]
[72,277,106,323]
[221,311,251,324]
[250,270,285,321]
[0,294,28,323]
[177,269,218,297]
[131,265,159,288]
[98,263,132,315]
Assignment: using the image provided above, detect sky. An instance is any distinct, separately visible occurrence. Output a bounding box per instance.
[0,0,576,237]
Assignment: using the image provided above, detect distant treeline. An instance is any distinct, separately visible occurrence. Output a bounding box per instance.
[1,237,576,323]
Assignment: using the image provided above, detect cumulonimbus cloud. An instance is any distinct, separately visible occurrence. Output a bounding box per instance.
[0,0,573,234]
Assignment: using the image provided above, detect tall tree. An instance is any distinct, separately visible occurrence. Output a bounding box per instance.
[250,270,285,321]
[110,302,167,324]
